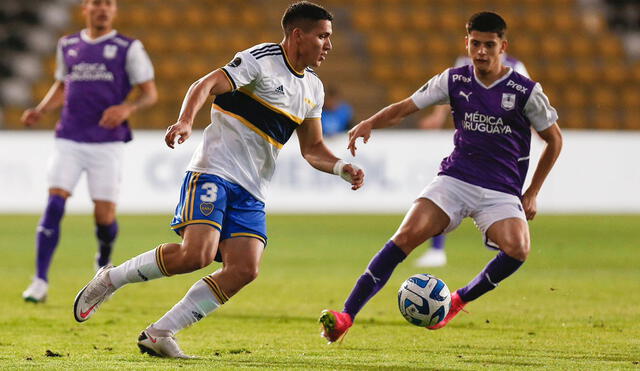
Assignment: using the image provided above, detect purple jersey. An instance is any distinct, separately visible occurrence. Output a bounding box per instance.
[57,32,135,143]
[440,65,538,196]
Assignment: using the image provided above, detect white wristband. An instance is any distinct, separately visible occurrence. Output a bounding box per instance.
[332,159,345,176]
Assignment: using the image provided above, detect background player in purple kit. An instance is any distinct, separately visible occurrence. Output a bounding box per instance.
[319,11,563,342]
[415,54,530,268]
[20,0,157,303]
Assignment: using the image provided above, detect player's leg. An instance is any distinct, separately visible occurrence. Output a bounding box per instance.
[429,190,528,330]
[74,172,226,322]
[138,181,266,358]
[24,138,83,302]
[93,200,117,268]
[86,141,123,269]
[320,198,450,342]
[414,234,447,267]
[457,217,529,302]
[142,237,264,343]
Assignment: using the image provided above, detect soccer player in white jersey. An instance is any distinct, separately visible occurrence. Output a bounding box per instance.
[415,55,530,268]
[21,0,157,303]
[73,1,364,358]
[320,12,562,343]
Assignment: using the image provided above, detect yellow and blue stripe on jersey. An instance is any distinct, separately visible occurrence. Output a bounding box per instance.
[213,89,301,149]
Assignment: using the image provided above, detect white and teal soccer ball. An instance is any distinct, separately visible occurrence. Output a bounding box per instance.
[398,274,451,327]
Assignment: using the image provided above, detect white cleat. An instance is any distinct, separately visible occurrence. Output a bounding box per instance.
[73,265,115,322]
[23,277,48,303]
[415,248,447,268]
[137,329,194,359]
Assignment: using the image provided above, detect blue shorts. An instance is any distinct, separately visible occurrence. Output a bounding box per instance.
[171,172,267,260]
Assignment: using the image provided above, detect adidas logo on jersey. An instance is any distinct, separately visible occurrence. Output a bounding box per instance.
[275,85,285,95]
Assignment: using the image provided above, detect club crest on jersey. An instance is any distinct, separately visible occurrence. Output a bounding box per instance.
[501,93,516,111]
[227,57,242,67]
[103,44,117,59]
[200,202,214,216]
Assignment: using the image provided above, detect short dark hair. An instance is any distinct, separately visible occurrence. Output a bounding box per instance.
[281,1,333,35]
[466,12,507,38]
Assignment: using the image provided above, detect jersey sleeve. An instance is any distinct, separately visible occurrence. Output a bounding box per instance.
[410,69,450,109]
[513,61,530,79]
[524,83,558,132]
[219,49,261,91]
[306,81,324,119]
[125,40,154,85]
[54,39,66,81]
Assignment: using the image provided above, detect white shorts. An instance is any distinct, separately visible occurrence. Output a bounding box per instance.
[419,175,526,247]
[47,138,125,202]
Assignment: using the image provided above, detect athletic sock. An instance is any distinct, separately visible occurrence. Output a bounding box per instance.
[96,221,118,267]
[457,251,524,302]
[152,276,226,335]
[431,234,445,250]
[35,195,66,282]
[343,240,407,320]
[108,245,170,289]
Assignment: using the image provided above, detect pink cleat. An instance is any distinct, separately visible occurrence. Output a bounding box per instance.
[427,291,467,330]
[319,310,353,343]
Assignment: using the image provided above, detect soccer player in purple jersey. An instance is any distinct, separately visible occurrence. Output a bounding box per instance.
[415,55,530,268]
[319,11,563,342]
[20,0,157,303]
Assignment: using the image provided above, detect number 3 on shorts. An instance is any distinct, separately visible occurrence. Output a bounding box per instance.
[200,182,218,202]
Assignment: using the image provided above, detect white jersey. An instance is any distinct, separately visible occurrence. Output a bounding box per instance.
[187,43,325,201]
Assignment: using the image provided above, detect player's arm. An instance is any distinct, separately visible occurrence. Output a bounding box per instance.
[417,105,451,129]
[21,80,65,127]
[297,117,364,190]
[347,98,419,156]
[99,80,158,129]
[164,69,233,148]
[522,123,562,220]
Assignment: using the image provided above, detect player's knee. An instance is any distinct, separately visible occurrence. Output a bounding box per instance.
[179,245,216,272]
[392,230,429,253]
[230,264,259,286]
[502,238,530,261]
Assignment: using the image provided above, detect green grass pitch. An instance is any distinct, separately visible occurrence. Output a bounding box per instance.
[1,214,639,370]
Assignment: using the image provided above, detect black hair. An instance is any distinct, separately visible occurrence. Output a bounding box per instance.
[281,1,333,34]
[466,12,507,38]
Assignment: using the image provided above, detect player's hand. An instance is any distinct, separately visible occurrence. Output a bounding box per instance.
[347,120,373,156]
[164,121,192,149]
[99,104,134,129]
[343,163,365,190]
[21,108,42,127]
[521,190,537,220]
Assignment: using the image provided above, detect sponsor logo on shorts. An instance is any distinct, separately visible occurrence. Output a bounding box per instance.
[200,202,214,216]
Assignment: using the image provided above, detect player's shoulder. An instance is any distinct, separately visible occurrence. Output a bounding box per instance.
[509,69,537,87]
[246,42,282,59]
[111,33,136,48]
[447,65,472,83]
[59,32,81,47]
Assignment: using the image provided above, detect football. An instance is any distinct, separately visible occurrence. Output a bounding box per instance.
[397,274,451,327]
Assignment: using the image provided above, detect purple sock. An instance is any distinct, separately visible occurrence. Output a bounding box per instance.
[36,195,66,281]
[96,221,118,267]
[343,240,407,320]
[431,234,445,250]
[457,251,524,302]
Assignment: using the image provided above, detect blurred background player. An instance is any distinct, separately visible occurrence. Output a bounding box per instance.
[73,1,363,359]
[414,54,529,268]
[320,11,562,342]
[21,0,157,303]
[321,85,353,137]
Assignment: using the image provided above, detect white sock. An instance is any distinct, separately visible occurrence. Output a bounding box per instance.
[109,245,169,289]
[152,276,226,335]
